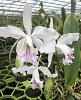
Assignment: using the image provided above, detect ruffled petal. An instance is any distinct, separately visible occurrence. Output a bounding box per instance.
[23,2,32,34]
[39,66,56,78]
[16,38,27,56]
[31,68,43,89]
[0,25,25,39]
[48,53,53,67]
[56,44,74,65]
[12,66,29,74]
[12,65,35,74]
[32,26,59,42]
[17,37,38,65]
[31,36,43,49]
[20,52,38,65]
[39,40,56,54]
[33,69,40,83]
[57,33,79,45]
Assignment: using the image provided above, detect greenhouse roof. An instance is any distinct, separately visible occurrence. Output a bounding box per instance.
[0,0,81,16]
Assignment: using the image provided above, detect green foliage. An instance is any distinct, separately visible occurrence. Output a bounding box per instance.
[61,7,66,24]
[63,14,80,88]
[66,95,75,100]
[0,16,23,28]
[52,7,66,34]
[32,2,49,28]
[71,0,76,13]
[44,78,53,100]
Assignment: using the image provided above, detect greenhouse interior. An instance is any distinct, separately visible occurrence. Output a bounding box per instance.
[0,0,81,100]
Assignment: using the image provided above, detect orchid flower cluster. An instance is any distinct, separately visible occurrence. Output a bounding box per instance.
[0,3,79,89]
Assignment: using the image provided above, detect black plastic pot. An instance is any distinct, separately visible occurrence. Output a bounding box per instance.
[25,87,42,99]
[0,80,6,91]
[0,95,17,100]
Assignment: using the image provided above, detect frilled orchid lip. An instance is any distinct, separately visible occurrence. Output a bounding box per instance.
[31,79,43,90]
[63,52,75,65]
[19,52,37,65]
[67,53,74,60]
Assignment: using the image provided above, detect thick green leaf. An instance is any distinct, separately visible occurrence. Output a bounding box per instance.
[44,78,53,100]
[63,14,80,88]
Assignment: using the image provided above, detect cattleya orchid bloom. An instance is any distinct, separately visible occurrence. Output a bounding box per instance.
[39,18,79,66]
[12,62,57,89]
[0,3,59,65]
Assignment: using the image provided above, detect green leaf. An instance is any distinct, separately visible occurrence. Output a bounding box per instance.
[63,14,80,88]
[44,78,53,100]
[52,11,63,34]
[61,7,66,24]
[66,95,75,100]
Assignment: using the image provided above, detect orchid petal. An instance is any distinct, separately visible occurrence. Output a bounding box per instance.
[49,17,53,29]
[33,69,40,83]
[56,44,74,65]
[19,52,38,65]
[31,80,38,89]
[16,38,27,56]
[31,79,43,89]
[12,66,29,74]
[31,36,43,49]
[23,3,32,34]
[32,26,59,41]
[39,40,56,54]
[26,66,35,74]
[0,25,25,39]
[26,35,33,47]
[48,53,53,67]
[31,68,43,89]
[31,68,41,83]
[39,66,55,77]
[30,47,38,54]
[12,65,35,74]
[56,44,73,55]
[57,33,79,45]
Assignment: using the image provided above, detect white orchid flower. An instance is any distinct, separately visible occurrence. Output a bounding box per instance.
[12,62,57,89]
[30,68,43,89]
[39,18,59,67]
[56,33,79,65]
[0,3,60,65]
[39,17,79,66]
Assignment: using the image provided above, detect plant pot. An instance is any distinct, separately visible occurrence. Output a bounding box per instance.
[0,95,17,100]
[25,87,42,99]
[15,75,28,82]
[0,80,7,91]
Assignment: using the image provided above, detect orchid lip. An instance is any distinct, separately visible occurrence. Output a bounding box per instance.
[20,52,37,65]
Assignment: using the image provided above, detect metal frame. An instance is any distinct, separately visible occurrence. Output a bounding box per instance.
[0,0,81,16]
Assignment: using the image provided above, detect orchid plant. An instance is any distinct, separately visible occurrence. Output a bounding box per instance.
[0,2,79,90]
